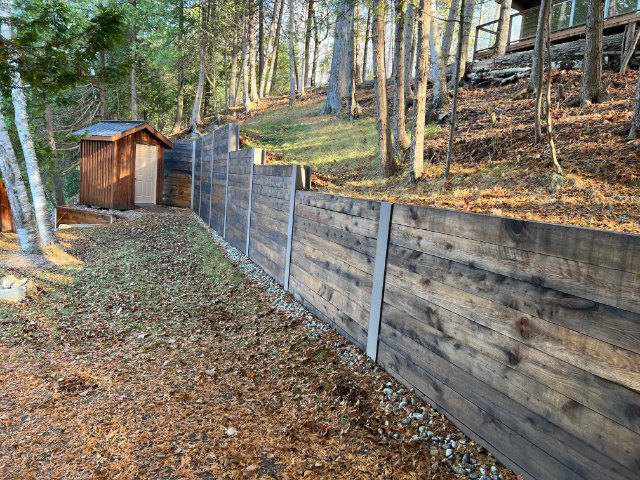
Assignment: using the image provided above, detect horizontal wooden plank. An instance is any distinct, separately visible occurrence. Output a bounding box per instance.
[382,278,640,436]
[390,223,640,314]
[378,328,604,480]
[295,202,379,239]
[380,296,640,476]
[385,259,640,392]
[387,243,640,354]
[393,204,640,275]
[296,191,381,220]
[254,164,294,176]
[293,215,378,259]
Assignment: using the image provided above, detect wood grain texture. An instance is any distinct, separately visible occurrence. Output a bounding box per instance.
[163,140,192,207]
[0,181,15,232]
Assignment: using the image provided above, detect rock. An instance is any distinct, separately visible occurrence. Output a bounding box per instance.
[382,387,393,397]
[410,435,421,442]
[411,412,424,420]
[224,426,238,437]
[453,465,464,474]
[1,275,18,289]
[450,440,457,449]
[490,466,498,474]
[430,448,439,456]
[0,284,26,303]
[401,417,412,426]
[445,448,453,457]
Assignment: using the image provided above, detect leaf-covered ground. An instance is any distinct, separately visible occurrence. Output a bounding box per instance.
[0,210,519,479]
[240,70,639,234]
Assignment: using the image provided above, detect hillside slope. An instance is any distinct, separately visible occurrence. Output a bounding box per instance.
[241,70,639,234]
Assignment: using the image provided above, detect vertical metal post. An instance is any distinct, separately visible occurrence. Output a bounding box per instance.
[190,141,196,210]
[222,125,232,239]
[245,149,264,256]
[366,201,393,361]
[208,128,216,227]
[283,165,300,291]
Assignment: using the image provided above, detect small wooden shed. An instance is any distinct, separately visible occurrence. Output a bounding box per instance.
[74,121,174,210]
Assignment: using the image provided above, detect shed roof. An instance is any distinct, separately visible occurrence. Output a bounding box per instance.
[73,121,174,149]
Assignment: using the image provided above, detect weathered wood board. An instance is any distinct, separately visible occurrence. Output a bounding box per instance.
[378,204,640,480]
[55,206,114,227]
[163,139,192,208]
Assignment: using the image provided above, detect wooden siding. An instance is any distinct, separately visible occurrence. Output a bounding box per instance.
[163,140,192,208]
[225,148,263,252]
[0,182,14,232]
[289,192,380,349]
[247,165,294,286]
[79,140,114,208]
[80,130,165,210]
[377,204,640,480]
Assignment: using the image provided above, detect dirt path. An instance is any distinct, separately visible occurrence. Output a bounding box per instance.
[0,210,518,480]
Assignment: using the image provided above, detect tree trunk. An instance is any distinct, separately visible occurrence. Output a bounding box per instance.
[529,0,549,92]
[303,0,315,92]
[44,105,65,206]
[98,51,108,118]
[259,0,281,98]
[230,25,240,107]
[629,70,640,138]
[0,110,40,254]
[452,0,475,86]
[191,0,207,130]
[171,0,185,134]
[409,0,431,181]
[429,4,448,111]
[259,0,265,80]
[288,0,296,106]
[266,0,285,96]
[248,2,260,103]
[620,24,639,74]
[494,0,512,56]
[534,0,551,141]
[346,0,360,118]
[580,0,605,105]
[392,0,411,159]
[320,0,349,114]
[362,6,372,81]
[544,14,562,175]
[444,0,467,180]
[311,9,321,87]
[1,0,54,246]
[130,0,138,119]
[442,0,462,63]
[372,0,396,177]
[403,0,415,97]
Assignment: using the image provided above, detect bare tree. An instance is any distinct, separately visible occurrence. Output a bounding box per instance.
[346,0,360,118]
[248,1,260,103]
[403,0,415,97]
[321,0,349,114]
[265,0,285,95]
[191,0,207,129]
[229,25,240,106]
[580,0,606,105]
[372,0,396,176]
[392,0,411,160]
[303,0,316,92]
[362,5,372,81]
[1,0,54,245]
[534,0,551,141]
[444,0,467,180]
[620,26,640,74]
[442,0,461,63]
[288,0,297,106]
[494,0,512,56]
[409,0,431,181]
[44,105,65,206]
[529,0,549,92]
[451,0,475,86]
[171,0,185,134]
[629,72,640,138]
[429,4,448,111]
[544,18,562,175]
[0,111,40,254]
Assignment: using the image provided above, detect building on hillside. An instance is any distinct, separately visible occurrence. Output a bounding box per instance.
[73,121,174,210]
[474,0,640,58]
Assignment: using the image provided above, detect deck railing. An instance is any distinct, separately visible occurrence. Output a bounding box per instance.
[474,0,640,58]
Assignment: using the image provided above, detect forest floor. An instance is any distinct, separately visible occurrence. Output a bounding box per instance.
[237,70,639,234]
[0,210,519,480]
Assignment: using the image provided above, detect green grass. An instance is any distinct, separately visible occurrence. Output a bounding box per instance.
[243,97,440,187]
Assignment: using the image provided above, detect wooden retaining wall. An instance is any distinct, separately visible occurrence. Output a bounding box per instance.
[190,127,640,480]
[163,140,193,208]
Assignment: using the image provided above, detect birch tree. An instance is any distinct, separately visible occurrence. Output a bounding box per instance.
[409,0,431,181]
[0,111,40,254]
[372,0,396,176]
[1,0,54,246]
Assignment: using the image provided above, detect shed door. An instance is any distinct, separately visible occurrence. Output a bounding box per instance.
[134,144,157,204]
